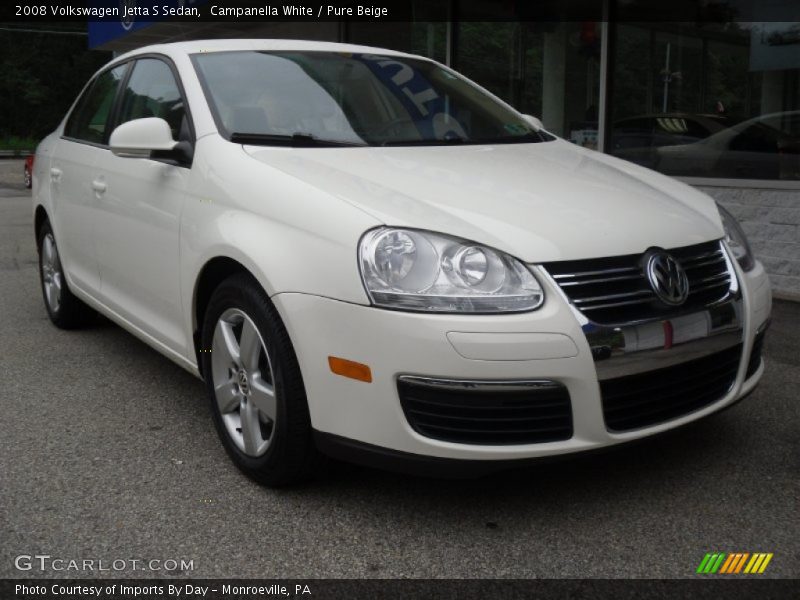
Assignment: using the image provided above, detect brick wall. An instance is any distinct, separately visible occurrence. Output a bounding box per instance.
[697,185,800,300]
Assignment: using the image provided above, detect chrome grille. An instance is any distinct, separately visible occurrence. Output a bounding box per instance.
[543,240,733,325]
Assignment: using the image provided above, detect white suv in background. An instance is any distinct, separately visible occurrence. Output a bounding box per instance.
[31,40,771,485]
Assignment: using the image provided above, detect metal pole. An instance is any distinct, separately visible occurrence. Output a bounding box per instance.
[597,0,611,153]
[662,42,671,113]
[445,1,454,67]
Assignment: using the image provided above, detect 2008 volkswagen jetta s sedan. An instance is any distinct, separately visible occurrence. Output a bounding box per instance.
[31,40,771,485]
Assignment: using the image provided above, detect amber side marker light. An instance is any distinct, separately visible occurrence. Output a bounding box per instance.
[328,356,372,383]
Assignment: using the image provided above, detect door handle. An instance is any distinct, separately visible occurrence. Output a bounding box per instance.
[50,168,62,181]
[91,180,107,193]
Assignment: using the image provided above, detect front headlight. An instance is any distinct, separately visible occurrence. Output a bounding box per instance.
[358,228,544,313]
[717,203,755,272]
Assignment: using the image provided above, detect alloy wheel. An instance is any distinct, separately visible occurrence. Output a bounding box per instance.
[41,233,62,314]
[211,308,277,457]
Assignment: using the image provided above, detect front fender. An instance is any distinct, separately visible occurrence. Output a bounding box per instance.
[180,137,380,343]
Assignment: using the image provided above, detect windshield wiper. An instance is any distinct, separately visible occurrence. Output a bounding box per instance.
[381,137,467,147]
[381,132,551,147]
[230,132,366,147]
[472,132,551,144]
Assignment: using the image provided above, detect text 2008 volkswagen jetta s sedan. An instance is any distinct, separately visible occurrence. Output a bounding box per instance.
[32,40,771,485]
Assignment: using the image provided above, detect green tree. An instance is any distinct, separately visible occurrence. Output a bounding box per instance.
[0,23,110,148]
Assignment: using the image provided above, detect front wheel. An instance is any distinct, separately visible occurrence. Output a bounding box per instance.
[201,273,320,486]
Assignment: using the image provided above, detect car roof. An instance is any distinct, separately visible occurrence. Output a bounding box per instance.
[113,39,420,63]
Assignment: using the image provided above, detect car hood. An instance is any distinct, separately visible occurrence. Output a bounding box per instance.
[243,138,723,263]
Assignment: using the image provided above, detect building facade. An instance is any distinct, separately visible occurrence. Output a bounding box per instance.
[90,0,800,298]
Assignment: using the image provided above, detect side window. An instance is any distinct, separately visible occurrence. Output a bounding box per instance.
[64,65,127,144]
[117,58,187,141]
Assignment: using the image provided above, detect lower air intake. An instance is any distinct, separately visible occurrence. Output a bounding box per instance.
[601,344,742,432]
[397,377,573,445]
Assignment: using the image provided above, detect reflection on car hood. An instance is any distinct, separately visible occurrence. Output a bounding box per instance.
[243,138,723,263]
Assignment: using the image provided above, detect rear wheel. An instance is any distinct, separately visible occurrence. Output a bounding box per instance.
[37,220,95,329]
[201,273,320,486]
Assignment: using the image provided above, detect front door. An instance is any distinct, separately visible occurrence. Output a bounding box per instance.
[92,57,193,356]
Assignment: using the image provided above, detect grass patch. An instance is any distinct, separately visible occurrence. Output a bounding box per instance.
[0,136,38,153]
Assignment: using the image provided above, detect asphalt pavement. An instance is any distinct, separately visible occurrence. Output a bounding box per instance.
[0,164,797,579]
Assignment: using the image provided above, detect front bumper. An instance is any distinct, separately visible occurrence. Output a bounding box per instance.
[272,259,771,464]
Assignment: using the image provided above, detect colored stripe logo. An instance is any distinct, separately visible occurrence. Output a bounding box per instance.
[697,552,773,574]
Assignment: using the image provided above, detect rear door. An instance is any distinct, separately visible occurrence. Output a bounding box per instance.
[92,57,193,356]
[50,64,128,295]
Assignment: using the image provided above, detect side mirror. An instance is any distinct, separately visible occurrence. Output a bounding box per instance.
[522,114,544,131]
[109,117,177,158]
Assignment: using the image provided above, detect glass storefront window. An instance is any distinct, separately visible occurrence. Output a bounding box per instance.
[346,0,448,62]
[456,21,602,149]
[343,0,798,181]
[610,18,800,180]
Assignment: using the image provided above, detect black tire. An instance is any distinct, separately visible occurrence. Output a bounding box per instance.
[37,220,96,329]
[201,272,321,486]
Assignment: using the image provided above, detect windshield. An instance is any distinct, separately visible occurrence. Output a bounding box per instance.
[191,50,554,147]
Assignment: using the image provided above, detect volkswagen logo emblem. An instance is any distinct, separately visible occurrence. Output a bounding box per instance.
[645,250,689,306]
[120,0,136,30]
[237,370,250,395]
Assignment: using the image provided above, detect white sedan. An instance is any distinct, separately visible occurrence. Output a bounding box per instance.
[32,40,771,485]
[656,110,800,180]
